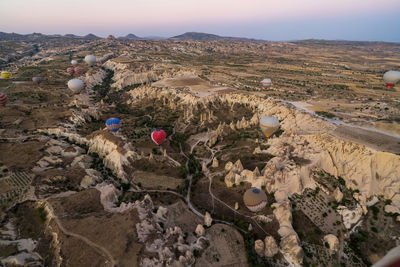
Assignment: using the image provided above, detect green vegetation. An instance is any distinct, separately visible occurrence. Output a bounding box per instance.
[316,111,336,119]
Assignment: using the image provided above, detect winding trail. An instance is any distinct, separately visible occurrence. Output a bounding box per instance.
[45,201,117,267]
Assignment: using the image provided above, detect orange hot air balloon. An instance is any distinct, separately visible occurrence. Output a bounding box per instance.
[67,67,75,76]
[74,67,83,75]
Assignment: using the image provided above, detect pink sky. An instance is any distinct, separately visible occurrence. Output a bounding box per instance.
[1,0,400,40]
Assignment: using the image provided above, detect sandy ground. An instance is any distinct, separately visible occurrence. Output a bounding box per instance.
[134,170,184,190]
[331,125,400,154]
[153,74,235,97]
[195,224,248,267]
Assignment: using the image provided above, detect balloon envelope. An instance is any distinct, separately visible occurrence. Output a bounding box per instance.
[84,55,96,66]
[71,60,78,66]
[96,62,102,67]
[32,77,42,85]
[67,79,84,94]
[261,78,272,89]
[383,71,400,88]
[151,129,167,145]
[67,67,75,76]
[243,188,267,212]
[259,116,280,138]
[74,67,83,75]
[106,118,121,132]
[1,71,11,79]
[0,92,8,106]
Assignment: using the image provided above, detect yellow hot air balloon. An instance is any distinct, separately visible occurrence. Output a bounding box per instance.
[259,116,280,138]
[1,71,11,79]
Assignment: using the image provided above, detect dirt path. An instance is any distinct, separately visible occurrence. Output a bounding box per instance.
[45,201,117,267]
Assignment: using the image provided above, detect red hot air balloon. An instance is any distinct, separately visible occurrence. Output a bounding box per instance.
[67,67,75,76]
[96,62,102,67]
[151,129,166,145]
[74,67,83,75]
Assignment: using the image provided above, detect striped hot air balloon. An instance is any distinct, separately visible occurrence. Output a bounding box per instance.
[67,67,75,76]
[0,92,8,106]
[151,129,167,145]
[74,67,83,75]
[383,71,400,88]
[106,118,121,132]
[261,78,272,89]
[243,188,268,212]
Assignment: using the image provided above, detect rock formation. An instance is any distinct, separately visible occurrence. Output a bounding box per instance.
[323,234,339,252]
[264,236,279,257]
[204,212,212,227]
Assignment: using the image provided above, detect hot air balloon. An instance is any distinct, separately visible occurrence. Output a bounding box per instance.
[106,118,121,132]
[67,67,75,76]
[0,92,8,106]
[259,116,280,138]
[84,55,96,66]
[32,77,42,85]
[261,78,272,89]
[243,188,267,212]
[96,62,102,67]
[1,71,11,79]
[74,67,83,75]
[383,71,400,88]
[151,129,166,145]
[71,60,78,66]
[67,79,84,94]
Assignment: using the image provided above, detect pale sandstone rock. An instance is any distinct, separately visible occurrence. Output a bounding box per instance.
[254,239,265,257]
[264,236,279,257]
[225,161,233,171]
[280,234,304,266]
[337,205,363,229]
[195,224,205,236]
[202,162,207,172]
[212,157,219,168]
[323,234,339,252]
[333,188,343,203]
[204,212,212,227]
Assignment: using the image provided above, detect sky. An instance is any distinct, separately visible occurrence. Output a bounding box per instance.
[1,0,400,42]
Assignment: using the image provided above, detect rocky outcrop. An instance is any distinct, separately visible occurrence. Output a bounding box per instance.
[204,212,212,227]
[333,188,343,203]
[88,131,139,182]
[323,234,339,252]
[264,236,279,257]
[280,234,304,266]
[254,239,265,257]
[337,204,363,229]
[195,224,205,236]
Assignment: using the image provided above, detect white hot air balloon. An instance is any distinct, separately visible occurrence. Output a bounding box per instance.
[260,116,280,138]
[71,60,78,66]
[383,71,400,88]
[67,79,84,94]
[84,55,96,66]
[261,78,272,89]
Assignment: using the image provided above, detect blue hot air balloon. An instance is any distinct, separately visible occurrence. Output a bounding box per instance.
[105,118,120,132]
